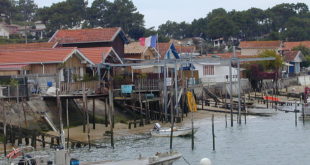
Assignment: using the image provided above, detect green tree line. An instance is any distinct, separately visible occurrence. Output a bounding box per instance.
[1,0,310,42]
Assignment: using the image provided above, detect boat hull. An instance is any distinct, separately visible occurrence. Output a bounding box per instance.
[151,128,198,137]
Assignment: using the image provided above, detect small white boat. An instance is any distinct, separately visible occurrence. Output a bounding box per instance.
[82,151,182,165]
[151,123,198,137]
[247,104,278,116]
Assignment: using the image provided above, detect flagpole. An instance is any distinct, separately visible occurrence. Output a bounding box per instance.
[157,33,160,79]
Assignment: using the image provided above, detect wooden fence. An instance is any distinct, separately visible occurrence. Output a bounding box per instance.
[60,81,100,93]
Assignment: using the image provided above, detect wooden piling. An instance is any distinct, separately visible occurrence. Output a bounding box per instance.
[18,134,22,146]
[71,142,75,149]
[225,114,227,128]
[295,101,297,127]
[42,135,46,148]
[105,98,108,127]
[202,92,204,110]
[83,83,91,150]
[92,98,96,129]
[302,103,305,125]
[25,136,29,146]
[31,134,36,149]
[22,99,28,128]
[212,114,215,151]
[244,96,247,125]
[50,137,54,148]
[108,70,114,149]
[169,98,174,150]
[3,101,7,156]
[139,118,144,127]
[56,137,60,146]
[66,99,70,150]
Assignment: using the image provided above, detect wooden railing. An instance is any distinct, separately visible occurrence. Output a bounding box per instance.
[60,81,100,94]
[135,79,161,91]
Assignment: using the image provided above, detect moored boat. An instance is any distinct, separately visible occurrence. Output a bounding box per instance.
[151,123,198,137]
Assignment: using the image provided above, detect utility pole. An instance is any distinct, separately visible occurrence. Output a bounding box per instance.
[229,58,233,127]
[163,62,168,121]
[237,59,241,125]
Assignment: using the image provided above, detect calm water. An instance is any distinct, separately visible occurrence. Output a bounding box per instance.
[3,110,310,165]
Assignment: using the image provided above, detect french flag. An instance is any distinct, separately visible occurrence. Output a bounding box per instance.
[139,35,157,48]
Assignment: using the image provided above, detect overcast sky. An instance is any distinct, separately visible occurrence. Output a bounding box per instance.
[34,0,310,28]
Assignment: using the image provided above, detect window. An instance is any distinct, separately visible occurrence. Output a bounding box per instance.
[203,65,214,75]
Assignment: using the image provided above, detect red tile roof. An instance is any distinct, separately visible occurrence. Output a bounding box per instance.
[0,48,76,64]
[174,45,195,53]
[77,47,114,64]
[207,52,260,59]
[239,41,281,49]
[282,51,300,62]
[158,42,171,59]
[282,41,310,51]
[125,42,146,54]
[49,27,121,44]
[0,42,56,50]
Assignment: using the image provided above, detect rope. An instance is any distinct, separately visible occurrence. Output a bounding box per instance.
[182,156,192,165]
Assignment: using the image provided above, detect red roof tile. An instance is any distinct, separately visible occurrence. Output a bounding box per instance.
[125,42,146,54]
[0,48,76,64]
[239,41,281,49]
[158,42,171,59]
[77,47,114,64]
[207,52,260,59]
[49,27,121,44]
[283,51,300,62]
[283,41,310,51]
[0,42,56,50]
[174,45,195,53]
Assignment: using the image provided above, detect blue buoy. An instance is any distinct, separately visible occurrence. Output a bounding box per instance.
[47,81,53,87]
[70,159,80,165]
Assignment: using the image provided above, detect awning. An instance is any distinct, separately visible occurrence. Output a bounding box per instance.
[0,64,29,70]
[282,62,293,66]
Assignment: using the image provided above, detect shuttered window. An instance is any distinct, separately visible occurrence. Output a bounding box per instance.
[203,65,214,75]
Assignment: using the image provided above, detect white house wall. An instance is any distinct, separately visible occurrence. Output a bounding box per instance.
[0,27,9,38]
[195,64,238,83]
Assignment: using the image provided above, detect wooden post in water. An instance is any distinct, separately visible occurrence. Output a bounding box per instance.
[82,97,86,133]
[202,92,204,110]
[138,80,143,116]
[66,99,70,150]
[237,53,241,125]
[302,103,305,125]
[244,95,247,124]
[83,83,91,149]
[3,101,7,156]
[92,98,96,129]
[169,96,174,150]
[229,58,233,127]
[295,101,297,127]
[56,82,64,148]
[108,69,114,149]
[225,114,227,128]
[212,114,215,151]
[105,98,108,127]
[42,135,46,148]
[21,99,28,128]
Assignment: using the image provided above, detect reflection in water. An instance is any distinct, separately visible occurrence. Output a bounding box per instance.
[2,110,310,165]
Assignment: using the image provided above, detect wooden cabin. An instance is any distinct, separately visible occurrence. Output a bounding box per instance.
[49,27,128,59]
[124,42,159,74]
[0,48,93,81]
